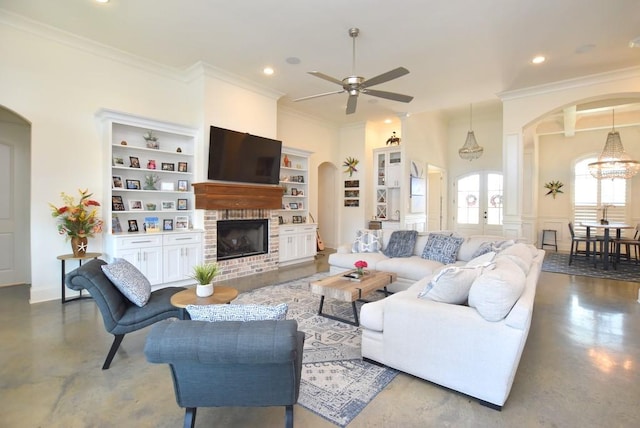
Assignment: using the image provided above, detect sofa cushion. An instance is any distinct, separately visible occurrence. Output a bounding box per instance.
[465,251,497,267]
[328,251,389,270]
[352,229,384,253]
[457,235,511,262]
[421,233,464,264]
[468,257,526,321]
[376,256,443,281]
[101,258,151,307]
[383,230,418,258]
[186,303,288,322]
[497,242,533,274]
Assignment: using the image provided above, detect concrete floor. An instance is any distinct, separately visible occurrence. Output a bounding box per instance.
[1,251,639,427]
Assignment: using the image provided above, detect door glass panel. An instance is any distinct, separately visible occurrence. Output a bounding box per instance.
[457,174,479,224]
[486,173,503,225]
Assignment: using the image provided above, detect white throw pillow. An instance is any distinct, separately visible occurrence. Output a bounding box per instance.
[418,262,495,304]
[101,258,151,307]
[352,229,383,253]
[468,257,526,322]
[498,243,533,274]
[465,251,497,267]
[186,303,288,322]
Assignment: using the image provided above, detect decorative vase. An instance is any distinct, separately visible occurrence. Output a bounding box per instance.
[196,283,214,297]
[356,268,364,276]
[70,236,88,257]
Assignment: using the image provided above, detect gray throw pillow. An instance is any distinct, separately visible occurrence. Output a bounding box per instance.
[383,230,418,257]
[186,303,288,322]
[352,229,383,253]
[101,258,151,307]
[421,233,464,264]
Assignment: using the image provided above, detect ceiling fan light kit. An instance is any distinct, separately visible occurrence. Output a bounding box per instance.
[588,110,640,179]
[294,28,414,115]
[458,104,484,161]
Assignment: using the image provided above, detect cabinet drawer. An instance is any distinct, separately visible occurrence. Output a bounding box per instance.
[114,234,163,249]
[163,232,202,246]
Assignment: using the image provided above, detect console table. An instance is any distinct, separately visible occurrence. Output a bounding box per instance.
[57,252,101,303]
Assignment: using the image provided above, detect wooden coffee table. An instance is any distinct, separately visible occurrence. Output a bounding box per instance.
[310,270,396,326]
[170,286,239,319]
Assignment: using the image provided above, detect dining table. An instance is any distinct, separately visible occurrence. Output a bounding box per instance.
[580,221,633,270]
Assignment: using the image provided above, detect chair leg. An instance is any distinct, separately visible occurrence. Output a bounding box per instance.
[285,404,293,428]
[102,334,125,370]
[184,408,196,428]
[569,241,574,265]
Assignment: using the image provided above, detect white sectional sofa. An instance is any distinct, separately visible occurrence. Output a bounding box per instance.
[328,231,545,409]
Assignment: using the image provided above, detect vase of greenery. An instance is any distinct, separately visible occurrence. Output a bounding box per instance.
[189,263,219,297]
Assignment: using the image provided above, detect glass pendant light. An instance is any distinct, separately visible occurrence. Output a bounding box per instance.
[588,109,640,179]
[458,104,484,161]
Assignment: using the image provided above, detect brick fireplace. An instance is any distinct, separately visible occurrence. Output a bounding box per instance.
[193,182,283,282]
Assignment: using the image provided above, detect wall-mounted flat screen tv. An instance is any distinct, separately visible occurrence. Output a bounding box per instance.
[208,126,282,185]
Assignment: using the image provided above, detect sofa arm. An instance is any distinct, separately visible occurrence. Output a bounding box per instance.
[145,319,303,365]
[336,244,352,254]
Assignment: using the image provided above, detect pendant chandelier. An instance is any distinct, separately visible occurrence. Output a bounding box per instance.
[588,109,640,180]
[458,104,484,161]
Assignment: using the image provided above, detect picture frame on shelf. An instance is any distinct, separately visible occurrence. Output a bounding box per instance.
[161,182,175,191]
[177,162,188,172]
[112,216,122,233]
[344,199,359,207]
[292,215,303,224]
[177,198,187,210]
[128,200,143,211]
[278,216,284,225]
[112,196,125,211]
[345,189,359,198]
[127,219,139,232]
[297,202,303,210]
[161,162,175,171]
[174,215,189,230]
[177,180,188,192]
[161,201,176,211]
[126,179,141,190]
[291,188,298,196]
[144,216,160,233]
[129,156,140,168]
[163,219,173,231]
[112,175,123,188]
[112,156,124,166]
[345,180,359,188]
[289,202,298,210]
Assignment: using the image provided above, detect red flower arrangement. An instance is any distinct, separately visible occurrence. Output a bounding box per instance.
[49,189,104,239]
[354,260,368,275]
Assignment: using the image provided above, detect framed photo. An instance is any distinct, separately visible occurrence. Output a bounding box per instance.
[112,156,124,166]
[144,216,160,233]
[278,216,284,225]
[177,162,188,172]
[289,202,298,210]
[344,199,359,207]
[177,180,188,192]
[112,216,122,233]
[174,216,189,230]
[345,180,360,188]
[129,156,140,168]
[177,198,188,210]
[126,179,141,190]
[291,188,298,196]
[112,175,123,188]
[112,195,125,211]
[128,200,143,211]
[127,219,139,232]
[161,182,175,191]
[161,162,175,171]
[161,201,176,210]
[345,189,359,198]
[292,215,303,224]
[163,219,174,231]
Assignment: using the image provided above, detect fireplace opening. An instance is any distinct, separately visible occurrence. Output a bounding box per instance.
[217,219,268,261]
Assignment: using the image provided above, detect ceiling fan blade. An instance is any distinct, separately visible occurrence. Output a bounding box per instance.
[364,89,414,103]
[293,89,345,102]
[361,67,410,88]
[308,71,344,86]
[346,94,358,115]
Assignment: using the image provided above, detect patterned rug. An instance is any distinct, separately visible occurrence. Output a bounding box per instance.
[234,273,398,427]
[542,252,640,283]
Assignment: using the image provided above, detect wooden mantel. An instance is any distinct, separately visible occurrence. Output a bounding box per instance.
[193,182,284,210]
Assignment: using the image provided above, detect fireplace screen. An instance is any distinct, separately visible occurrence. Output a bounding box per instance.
[217,219,268,261]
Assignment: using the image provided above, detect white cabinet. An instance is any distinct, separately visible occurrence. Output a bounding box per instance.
[106,234,164,285]
[374,147,403,220]
[162,232,203,283]
[279,224,317,266]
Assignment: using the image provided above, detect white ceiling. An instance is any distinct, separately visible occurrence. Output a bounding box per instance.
[2,0,640,124]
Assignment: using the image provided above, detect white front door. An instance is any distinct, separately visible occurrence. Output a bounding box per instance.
[454,172,503,237]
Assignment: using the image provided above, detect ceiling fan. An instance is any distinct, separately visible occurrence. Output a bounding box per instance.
[294,28,414,115]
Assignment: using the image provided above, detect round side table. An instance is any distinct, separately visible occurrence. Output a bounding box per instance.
[170,286,239,319]
[57,252,102,304]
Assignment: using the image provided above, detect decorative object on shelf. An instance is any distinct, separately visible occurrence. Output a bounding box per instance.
[147,159,156,170]
[354,260,368,276]
[588,109,640,180]
[112,215,122,233]
[544,180,564,199]
[143,130,159,149]
[176,147,182,153]
[143,174,159,190]
[49,188,104,257]
[386,131,400,145]
[283,154,292,168]
[145,203,157,211]
[459,104,484,161]
[189,263,220,297]
[120,140,127,146]
[599,204,613,225]
[343,156,359,177]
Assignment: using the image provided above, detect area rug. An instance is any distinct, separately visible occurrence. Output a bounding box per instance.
[542,252,640,283]
[234,273,398,427]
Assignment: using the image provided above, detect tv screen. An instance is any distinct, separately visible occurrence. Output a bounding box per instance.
[208,126,282,185]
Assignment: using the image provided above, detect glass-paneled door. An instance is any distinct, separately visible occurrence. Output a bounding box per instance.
[454,172,503,236]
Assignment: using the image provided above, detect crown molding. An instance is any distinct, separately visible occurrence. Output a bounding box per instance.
[498,66,640,101]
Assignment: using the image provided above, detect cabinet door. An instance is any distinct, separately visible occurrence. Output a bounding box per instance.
[386,164,402,188]
[162,245,184,283]
[117,248,142,270]
[141,247,163,285]
[182,243,202,277]
[302,232,316,258]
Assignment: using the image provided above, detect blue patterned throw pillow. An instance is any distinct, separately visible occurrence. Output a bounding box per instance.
[101,258,151,307]
[186,303,288,322]
[421,233,464,264]
[383,230,418,258]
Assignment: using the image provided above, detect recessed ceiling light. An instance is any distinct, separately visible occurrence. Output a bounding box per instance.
[95,0,110,3]
[286,57,301,65]
[531,55,546,64]
[384,119,392,124]
[263,67,274,76]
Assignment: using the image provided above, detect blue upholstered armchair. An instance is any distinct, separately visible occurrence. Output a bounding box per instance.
[65,259,185,369]
[144,319,305,428]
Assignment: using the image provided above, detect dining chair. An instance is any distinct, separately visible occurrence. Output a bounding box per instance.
[613,223,640,267]
[568,222,604,267]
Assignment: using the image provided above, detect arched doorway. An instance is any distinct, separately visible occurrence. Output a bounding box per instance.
[0,106,31,287]
[317,162,338,249]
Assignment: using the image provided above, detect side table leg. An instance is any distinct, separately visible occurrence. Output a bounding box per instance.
[61,259,66,304]
[318,296,325,315]
[352,301,359,326]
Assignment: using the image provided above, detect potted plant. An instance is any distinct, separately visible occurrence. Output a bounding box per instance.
[189,263,219,297]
